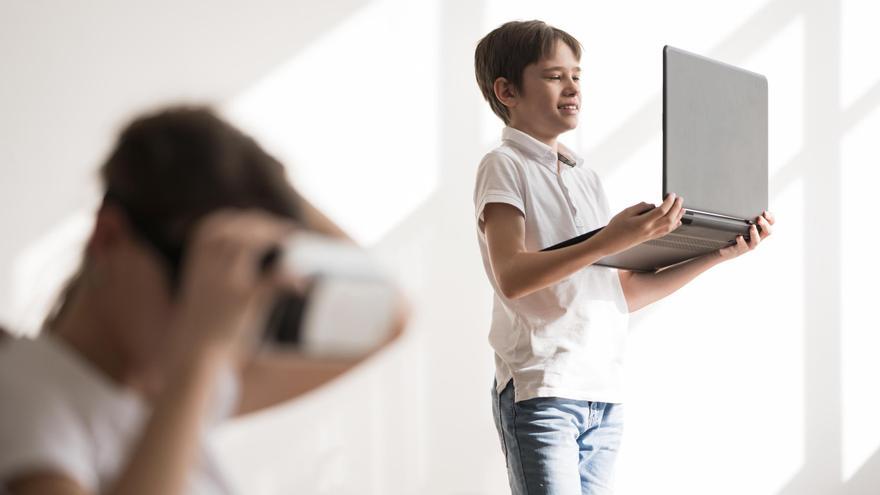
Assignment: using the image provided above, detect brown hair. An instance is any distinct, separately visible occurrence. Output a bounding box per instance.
[102,106,300,243]
[474,20,582,124]
[44,106,302,329]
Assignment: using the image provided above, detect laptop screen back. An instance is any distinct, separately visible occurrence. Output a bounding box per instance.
[663,46,768,220]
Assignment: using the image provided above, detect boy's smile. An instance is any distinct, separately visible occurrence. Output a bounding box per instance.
[505,39,581,148]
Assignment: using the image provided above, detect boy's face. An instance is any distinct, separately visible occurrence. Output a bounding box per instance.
[507,40,581,142]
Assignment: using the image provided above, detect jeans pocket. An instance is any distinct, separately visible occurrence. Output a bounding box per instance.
[492,381,510,464]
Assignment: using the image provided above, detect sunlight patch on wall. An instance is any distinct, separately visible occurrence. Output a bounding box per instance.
[602,133,661,208]
[743,16,804,178]
[619,172,805,495]
[840,1,880,109]
[224,0,440,246]
[840,107,880,483]
[9,209,92,336]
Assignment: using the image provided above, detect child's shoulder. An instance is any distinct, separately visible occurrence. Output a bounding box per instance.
[478,142,526,173]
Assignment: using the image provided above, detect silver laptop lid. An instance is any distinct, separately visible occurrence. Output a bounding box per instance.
[663,46,768,221]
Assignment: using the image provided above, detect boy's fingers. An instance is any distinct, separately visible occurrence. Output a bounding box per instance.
[626,202,654,215]
[661,198,684,233]
[764,210,776,225]
[757,215,772,238]
[650,196,683,234]
[649,193,676,219]
[748,225,760,249]
[667,196,684,219]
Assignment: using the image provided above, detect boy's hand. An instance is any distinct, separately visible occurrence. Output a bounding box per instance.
[171,209,297,362]
[717,210,775,261]
[595,193,685,255]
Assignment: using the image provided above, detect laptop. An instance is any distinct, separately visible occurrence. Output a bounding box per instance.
[542,45,768,272]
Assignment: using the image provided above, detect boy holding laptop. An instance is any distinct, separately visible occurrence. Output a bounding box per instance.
[473,20,774,494]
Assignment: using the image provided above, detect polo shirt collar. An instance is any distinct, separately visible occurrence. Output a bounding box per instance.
[502,126,584,171]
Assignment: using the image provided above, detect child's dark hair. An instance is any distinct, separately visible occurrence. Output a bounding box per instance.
[45,106,302,329]
[102,106,301,245]
[474,20,582,124]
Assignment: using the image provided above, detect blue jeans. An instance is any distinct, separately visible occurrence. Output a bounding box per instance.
[491,380,624,495]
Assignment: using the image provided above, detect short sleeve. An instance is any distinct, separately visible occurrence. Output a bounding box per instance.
[0,372,98,490]
[473,152,526,228]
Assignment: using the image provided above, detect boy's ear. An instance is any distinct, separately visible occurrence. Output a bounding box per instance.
[493,77,517,109]
[86,203,131,257]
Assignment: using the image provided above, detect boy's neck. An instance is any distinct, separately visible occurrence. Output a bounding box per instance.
[52,287,160,399]
[508,122,559,154]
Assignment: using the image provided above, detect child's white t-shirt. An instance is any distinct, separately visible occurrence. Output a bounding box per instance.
[474,126,629,403]
[0,334,237,493]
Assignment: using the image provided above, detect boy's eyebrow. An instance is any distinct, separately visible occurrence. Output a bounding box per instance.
[541,66,582,72]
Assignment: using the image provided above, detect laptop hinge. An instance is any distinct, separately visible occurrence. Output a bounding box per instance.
[684,208,751,224]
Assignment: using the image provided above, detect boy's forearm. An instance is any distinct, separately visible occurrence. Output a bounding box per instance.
[497,234,614,299]
[108,346,228,495]
[620,251,723,312]
[236,295,408,415]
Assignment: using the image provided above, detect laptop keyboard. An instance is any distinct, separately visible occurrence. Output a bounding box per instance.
[646,234,732,253]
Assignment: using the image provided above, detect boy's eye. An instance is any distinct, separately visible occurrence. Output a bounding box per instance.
[547,75,562,80]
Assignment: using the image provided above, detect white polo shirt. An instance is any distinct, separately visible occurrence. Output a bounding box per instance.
[474,127,629,404]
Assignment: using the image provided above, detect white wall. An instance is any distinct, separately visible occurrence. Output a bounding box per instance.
[2,0,879,494]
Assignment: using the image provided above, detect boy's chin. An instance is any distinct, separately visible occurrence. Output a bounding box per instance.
[558,117,579,132]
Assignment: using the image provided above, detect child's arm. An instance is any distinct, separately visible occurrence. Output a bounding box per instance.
[296,191,354,242]
[618,211,775,312]
[484,194,685,299]
[235,298,408,415]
